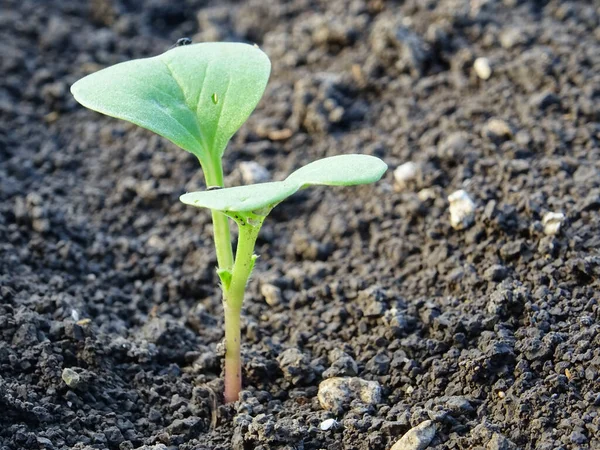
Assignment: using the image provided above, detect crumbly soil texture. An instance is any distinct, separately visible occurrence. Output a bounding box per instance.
[1,0,599,449]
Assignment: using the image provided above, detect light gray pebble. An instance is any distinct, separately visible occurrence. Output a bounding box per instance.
[474,57,492,80]
[239,161,271,184]
[448,190,476,230]
[277,348,314,385]
[318,377,381,412]
[390,420,436,450]
[260,283,282,306]
[62,368,82,389]
[323,349,358,378]
[542,212,565,236]
[483,119,512,140]
[393,162,418,191]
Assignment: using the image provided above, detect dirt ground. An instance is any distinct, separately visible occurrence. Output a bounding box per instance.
[1,0,599,449]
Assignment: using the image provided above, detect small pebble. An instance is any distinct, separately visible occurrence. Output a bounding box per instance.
[320,418,339,431]
[277,348,314,385]
[487,433,518,450]
[268,128,293,141]
[260,283,282,306]
[323,349,359,378]
[500,241,523,260]
[569,431,587,445]
[239,161,270,184]
[448,190,476,230]
[473,57,492,80]
[393,162,418,191]
[444,396,473,413]
[418,188,437,202]
[484,264,508,282]
[483,119,512,140]
[62,368,82,389]
[318,377,382,412]
[542,212,565,236]
[390,420,436,450]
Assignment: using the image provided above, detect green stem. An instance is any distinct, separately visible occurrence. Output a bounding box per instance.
[211,210,234,271]
[222,218,263,402]
[227,223,261,309]
[223,302,241,404]
[202,159,234,271]
[201,154,267,403]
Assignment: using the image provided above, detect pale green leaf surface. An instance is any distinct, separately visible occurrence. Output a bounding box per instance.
[180,154,387,213]
[71,43,271,163]
[286,154,388,187]
[181,182,297,212]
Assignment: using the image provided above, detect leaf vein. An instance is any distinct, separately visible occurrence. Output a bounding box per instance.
[161,59,209,157]
[213,74,232,156]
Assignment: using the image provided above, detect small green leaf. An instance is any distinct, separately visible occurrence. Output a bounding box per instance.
[71,43,271,165]
[180,154,387,213]
[181,182,297,212]
[249,254,259,274]
[286,154,388,187]
[217,268,232,290]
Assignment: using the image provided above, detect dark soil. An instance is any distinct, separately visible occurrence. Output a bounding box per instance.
[1,0,599,449]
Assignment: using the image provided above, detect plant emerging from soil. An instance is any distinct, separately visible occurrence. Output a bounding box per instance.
[71,42,387,403]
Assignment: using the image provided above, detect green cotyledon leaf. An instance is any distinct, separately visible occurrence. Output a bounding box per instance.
[180,154,388,213]
[71,42,271,165]
[285,154,388,187]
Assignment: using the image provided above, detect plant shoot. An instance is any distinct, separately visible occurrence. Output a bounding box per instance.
[71,42,387,403]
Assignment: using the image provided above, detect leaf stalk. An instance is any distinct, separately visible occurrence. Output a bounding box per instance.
[222,213,264,402]
[202,159,234,271]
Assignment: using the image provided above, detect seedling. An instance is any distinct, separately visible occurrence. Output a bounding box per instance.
[71,42,387,403]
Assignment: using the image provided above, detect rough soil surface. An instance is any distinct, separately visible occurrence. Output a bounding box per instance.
[1,1,599,449]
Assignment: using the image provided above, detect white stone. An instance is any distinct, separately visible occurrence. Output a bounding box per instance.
[390,420,436,450]
[483,119,512,140]
[473,57,492,80]
[318,377,382,411]
[239,161,271,184]
[319,418,339,431]
[418,188,437,202]
[448,190,476,230]
[147,235,166,250]
[260,283,282,306]
[61,368,81,389]
[542,212,565,236]
[394,162,418,190]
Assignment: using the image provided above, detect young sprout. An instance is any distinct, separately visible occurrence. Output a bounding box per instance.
[181,154,386,401]
[71,42,387,403]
